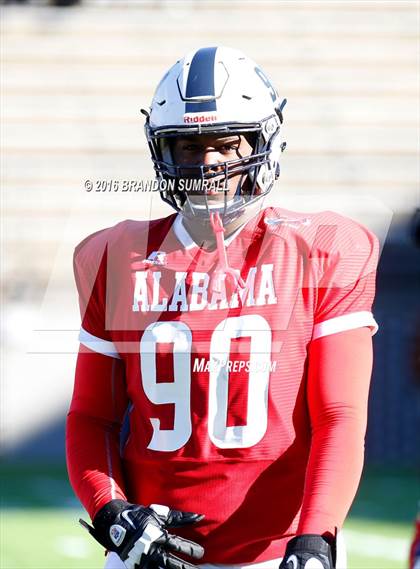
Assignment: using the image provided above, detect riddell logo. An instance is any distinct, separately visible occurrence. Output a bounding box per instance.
[184,114,217,124]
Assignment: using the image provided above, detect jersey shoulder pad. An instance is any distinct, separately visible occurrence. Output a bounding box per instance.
[261,207,379,277]
[74,219,153,266]
[309,210,379,260]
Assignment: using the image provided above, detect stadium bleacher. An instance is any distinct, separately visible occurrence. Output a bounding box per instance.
[1,1,419,464]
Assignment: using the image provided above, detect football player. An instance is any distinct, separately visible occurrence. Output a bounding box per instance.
[66,46,379,569]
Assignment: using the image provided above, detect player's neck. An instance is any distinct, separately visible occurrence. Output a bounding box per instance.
[181,216,242,250]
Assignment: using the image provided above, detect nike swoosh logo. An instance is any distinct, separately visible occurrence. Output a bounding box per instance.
[121,510,136,529]
[286,555,298,569]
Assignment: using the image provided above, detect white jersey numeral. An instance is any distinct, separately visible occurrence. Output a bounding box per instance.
[140,315,272,451]
[140,321,192,452]
[209,315,271,448]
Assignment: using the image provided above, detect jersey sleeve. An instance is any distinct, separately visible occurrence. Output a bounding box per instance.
[312,218,379,340]
[73,231,120,359]
[69,231,129,518]
[66,348,129,519]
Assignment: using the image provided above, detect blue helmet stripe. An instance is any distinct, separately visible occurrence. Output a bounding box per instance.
[185,47,217,113]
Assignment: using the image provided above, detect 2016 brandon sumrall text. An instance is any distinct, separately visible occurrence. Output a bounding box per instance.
[84,178,227,193]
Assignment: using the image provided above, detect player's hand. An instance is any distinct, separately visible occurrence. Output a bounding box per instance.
[279,535,334,569]
[79,499,205,569]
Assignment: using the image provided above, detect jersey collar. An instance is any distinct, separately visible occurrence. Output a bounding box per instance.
[173,214,247,250]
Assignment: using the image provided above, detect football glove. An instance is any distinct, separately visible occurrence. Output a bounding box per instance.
[279,535,334,569]
[79,500,204,569]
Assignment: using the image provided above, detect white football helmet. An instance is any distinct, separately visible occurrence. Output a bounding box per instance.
[143,46,286,222]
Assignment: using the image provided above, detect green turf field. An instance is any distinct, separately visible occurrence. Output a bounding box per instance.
[1,465,418,568]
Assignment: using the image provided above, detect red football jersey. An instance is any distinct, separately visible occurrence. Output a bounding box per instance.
[69,207,378,563]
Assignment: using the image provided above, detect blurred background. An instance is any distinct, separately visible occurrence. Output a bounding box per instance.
[1,1,419,567]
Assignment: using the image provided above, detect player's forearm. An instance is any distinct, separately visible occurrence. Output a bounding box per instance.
[298,327,373,536]
[66,348,129,517]
[66,410,128,519]
[297,411,366,536]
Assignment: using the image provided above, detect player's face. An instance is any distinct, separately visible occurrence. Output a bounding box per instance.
[172,134,254,206]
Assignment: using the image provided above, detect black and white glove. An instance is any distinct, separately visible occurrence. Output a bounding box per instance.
[279,535,334,569]
[80,500,204,569]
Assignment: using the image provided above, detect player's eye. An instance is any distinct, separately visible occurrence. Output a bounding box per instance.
[219,144,239,153]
